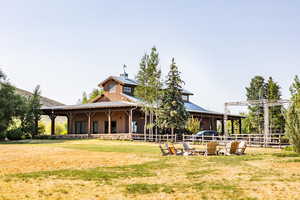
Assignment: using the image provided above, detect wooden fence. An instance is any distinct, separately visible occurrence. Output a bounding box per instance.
[49,133,289,148]
[131,133,289,148]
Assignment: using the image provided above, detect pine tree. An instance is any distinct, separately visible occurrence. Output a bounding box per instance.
[158,58,189,137]
[21,85,42,136]
[290,75,300,101]
[266,77,285,133]
[246,76,266,133]
[286,76,300,153]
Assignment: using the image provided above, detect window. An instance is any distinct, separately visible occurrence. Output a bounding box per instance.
[123,86,132,95]
[182,95,189,102]
[92,121,99,134]
[107,82,116,93]
[132,121,137,133]
[75,121,87,134]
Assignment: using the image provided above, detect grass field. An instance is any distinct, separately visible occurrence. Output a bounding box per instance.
[0,139,300,200]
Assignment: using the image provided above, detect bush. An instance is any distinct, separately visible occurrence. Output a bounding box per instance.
[6,128,25,140]
[0,132,6,140]
[33,135,56,139]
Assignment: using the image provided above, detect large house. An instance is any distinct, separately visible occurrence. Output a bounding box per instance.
[41,72,243,137]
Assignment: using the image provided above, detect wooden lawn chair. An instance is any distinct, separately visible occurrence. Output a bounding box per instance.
[236,141,247,155]
[204,141,219,156]
[168,143,184,156]
[219,141,240,155]
[182,142,204,155]
[159,143,170,156]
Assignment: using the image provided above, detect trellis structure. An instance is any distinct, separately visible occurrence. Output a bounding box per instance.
[224,99,291,146]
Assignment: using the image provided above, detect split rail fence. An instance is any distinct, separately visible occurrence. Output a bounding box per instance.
[131,133,289,148]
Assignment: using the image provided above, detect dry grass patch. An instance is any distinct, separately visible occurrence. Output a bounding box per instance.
[0,145,155,175]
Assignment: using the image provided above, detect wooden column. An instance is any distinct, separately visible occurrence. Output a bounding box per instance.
[50,114,56,136]
[221,119,225,135]
[129,109,133,134]
[67,113,73,134]
[108,109,111,134]
[87,112,91,136]
[231,120,234,134]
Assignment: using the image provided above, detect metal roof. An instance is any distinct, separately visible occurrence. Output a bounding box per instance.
[41,101,137,111]
[112,76,138,86]
[99,75,193,95]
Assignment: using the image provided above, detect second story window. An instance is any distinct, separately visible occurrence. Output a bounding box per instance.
[182,95,189,102]
[107,83,116,93]
[123,86,132,95]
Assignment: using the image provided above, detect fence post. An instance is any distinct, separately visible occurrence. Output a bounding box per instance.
[183,134,185,142]
[201,134,204,145]
[279,135,281,149]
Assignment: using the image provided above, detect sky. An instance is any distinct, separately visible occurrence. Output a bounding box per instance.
[1,0,299,113]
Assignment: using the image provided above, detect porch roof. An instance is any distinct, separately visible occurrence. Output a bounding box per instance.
[41,101,138,111]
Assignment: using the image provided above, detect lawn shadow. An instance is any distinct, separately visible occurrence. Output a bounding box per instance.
[0,139,72,145]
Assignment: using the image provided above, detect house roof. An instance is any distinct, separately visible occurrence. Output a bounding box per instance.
[99,75,193,95]
[41,101,137,111]
[99,75,138,87]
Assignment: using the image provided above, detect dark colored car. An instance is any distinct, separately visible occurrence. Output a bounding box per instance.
[192,130,218,140]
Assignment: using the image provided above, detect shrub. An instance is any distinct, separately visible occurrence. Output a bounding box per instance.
[186,117,201,134]
[6,128,25,140]
[0,132,6,140]
[38,122,46,135]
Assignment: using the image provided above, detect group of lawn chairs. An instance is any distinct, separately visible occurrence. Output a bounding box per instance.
[159,141,247,156]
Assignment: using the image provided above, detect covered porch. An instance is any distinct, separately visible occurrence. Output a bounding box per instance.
[41,102,143,137]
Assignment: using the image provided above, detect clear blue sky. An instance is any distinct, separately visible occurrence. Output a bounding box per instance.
[1,0,299,112]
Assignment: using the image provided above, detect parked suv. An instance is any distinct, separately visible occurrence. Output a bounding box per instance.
[192,130,218,140]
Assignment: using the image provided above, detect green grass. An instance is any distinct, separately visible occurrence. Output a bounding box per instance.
[61,143,159,154]
[9,159,170,183]
[186,169,217,178]
[126,183,174,194]
[1,139,300,200]
[206,155,264,166]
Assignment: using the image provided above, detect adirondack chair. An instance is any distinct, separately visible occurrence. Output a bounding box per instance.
[219,141,240,156]
[182,142,204,155]
[159,143,170,156]
[168,143,184,156]
[204,141,219,156]
[236,141,247,155]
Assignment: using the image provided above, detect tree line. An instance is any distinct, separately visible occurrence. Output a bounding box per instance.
[0,70,42,140]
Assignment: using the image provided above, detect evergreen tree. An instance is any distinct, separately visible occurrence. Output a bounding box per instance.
[246,76,266,133]
[266,77,285,133]
[290,75,300,101]
[286,76,300,153]
[21,85,42,136]
[135,47,162,138]
[158,58,189,137]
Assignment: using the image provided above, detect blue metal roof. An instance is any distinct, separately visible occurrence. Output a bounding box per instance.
[184,101,220,115]
[112,76,138,86]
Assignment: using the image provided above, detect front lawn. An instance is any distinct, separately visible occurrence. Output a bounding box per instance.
[0,139,299,200]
